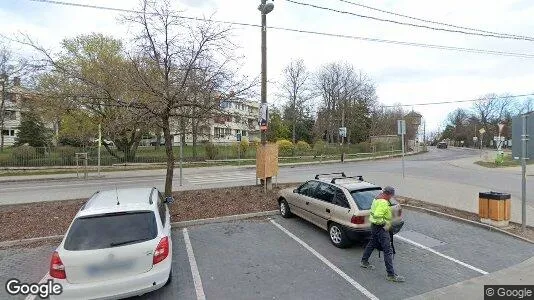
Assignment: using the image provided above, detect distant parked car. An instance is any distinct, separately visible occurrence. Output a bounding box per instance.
[49,187,174,299]
[277,173,404,248]
[437,142,448,149]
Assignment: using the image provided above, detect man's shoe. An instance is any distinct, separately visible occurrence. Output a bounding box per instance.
[360,261,375,270]
[386,274,405,282]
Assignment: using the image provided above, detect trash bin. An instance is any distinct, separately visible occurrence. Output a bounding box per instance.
[478,191,511,227]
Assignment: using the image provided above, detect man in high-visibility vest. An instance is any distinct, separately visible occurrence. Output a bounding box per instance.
[360,186,405,282]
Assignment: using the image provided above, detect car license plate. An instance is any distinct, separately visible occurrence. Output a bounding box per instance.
[86,260,133,276]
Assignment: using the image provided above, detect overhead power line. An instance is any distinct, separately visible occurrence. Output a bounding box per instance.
[27,0,534,58]
[335,0,534,41]
[382,93,534,108]
[286,0,534,42]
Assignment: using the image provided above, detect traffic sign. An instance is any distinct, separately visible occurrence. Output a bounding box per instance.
[397,120,406,135]
[479,128,486,134]
[473,136,478,141]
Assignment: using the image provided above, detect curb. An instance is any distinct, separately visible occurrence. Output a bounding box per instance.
[0,211,280,248]
[170,210,278,228]
[402,204,534,244]
[0,235,64,248]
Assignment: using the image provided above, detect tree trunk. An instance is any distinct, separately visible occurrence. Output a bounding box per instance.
[192,119,198,158]
[292,120,296,144]
[163,118,175,197]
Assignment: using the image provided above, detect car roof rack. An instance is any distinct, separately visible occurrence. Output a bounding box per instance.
[330,176,364,184]
[315,172,346,179]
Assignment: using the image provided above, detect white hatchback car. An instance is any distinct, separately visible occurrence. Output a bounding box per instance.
[48,187,173,300]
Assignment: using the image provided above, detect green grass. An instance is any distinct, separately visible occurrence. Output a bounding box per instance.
[474,153,534,168]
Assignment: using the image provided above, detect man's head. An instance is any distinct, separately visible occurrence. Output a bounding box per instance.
[382,186,395,200]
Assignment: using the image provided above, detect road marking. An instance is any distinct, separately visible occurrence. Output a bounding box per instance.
[183,228,206,300]
[25,274,48,300]
[394,234,488,275]
[270,220,379,300]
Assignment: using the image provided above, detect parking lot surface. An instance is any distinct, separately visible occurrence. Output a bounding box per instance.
[2,209,533,300]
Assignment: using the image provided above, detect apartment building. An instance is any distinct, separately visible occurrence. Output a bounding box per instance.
[166,99,261,145]
[0,77,24,147]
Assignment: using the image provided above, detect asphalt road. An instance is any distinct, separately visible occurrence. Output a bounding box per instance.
[4,210,532,300]
[0,147,531,208]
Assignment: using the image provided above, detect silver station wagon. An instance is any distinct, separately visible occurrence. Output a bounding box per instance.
[277,173,405,248]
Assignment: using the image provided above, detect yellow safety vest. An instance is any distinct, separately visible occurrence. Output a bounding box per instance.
[369,198,392,227]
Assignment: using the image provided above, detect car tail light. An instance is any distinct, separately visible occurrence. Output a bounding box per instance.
[153,236,169,265]
[50,251,66,279]
[351,215,365,224]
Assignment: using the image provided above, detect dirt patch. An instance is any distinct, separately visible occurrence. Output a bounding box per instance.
[397,196,534,242]
[0,183,298,243]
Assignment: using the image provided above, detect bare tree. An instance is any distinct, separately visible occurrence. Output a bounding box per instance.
[123,0,254,196]
[314,62,376,143]
[279,58,312,143]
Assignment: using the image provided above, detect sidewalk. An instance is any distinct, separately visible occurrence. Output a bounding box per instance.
[363,171,534,227]
[406,256,534,300]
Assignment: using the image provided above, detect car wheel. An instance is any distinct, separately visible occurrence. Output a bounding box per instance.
[279,199,292,218]
[328,223,351,248]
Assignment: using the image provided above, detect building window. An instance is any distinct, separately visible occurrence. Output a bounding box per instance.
[1,129,15,136]
[242,130,247,137]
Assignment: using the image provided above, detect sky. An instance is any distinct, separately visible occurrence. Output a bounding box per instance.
[1,0,534,134]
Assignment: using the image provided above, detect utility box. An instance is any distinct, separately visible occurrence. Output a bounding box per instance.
[256,143,279,181]
[479,191,511,227]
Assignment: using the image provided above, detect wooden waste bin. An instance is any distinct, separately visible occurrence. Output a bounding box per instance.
[479,191,511,226]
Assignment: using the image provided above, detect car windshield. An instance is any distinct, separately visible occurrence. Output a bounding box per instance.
[64,211,158,251]
[350,188,399,210]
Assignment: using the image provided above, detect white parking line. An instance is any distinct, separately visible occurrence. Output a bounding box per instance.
[270,220,379,300]
[182,228,206,300]
[25,274,48,300]
[394,234,488,275]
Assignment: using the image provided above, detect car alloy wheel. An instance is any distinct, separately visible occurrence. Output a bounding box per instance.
[330,225,342,244]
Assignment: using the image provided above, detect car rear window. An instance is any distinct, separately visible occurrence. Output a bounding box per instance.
[64,211,158,251]
[350,188,400,210]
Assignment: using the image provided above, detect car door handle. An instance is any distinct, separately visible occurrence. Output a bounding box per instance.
[306,201,309,205]
[326,209,330,213]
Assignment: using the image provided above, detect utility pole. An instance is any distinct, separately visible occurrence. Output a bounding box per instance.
[258,0,274,191]
[341,106,345,163]
[260,0,267,146]
[423,120,426,151]
[521,114,528,231]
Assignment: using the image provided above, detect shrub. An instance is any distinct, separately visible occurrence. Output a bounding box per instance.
[276,139,295,156]
[11,145,37,163]
[239,139,250,156]
[205,142,219,160]
[296,141,311,155]
[56,146,78,165]
[313,140,326,156]
[251,137,261,148]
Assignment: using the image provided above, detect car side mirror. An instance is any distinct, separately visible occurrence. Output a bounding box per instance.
[164,196,175,204]
[293,189,298,193]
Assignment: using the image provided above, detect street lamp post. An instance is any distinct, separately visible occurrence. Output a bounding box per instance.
[258,0,274,191]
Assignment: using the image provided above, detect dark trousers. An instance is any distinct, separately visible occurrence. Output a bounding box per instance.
[361,224,395,276]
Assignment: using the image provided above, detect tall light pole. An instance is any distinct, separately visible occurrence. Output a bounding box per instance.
[258,0,274,191]
[259,0,273,145]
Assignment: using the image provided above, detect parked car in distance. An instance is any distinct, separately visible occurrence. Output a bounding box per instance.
[49,187,174,300]
[437,142,448,149]
[277,173,404,248]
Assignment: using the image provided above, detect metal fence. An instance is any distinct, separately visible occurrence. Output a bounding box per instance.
[0,141,401,168]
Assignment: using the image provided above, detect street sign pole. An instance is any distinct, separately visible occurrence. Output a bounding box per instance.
[97,123,101,177]
[521,114,528,231]
[398,120,406,179]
